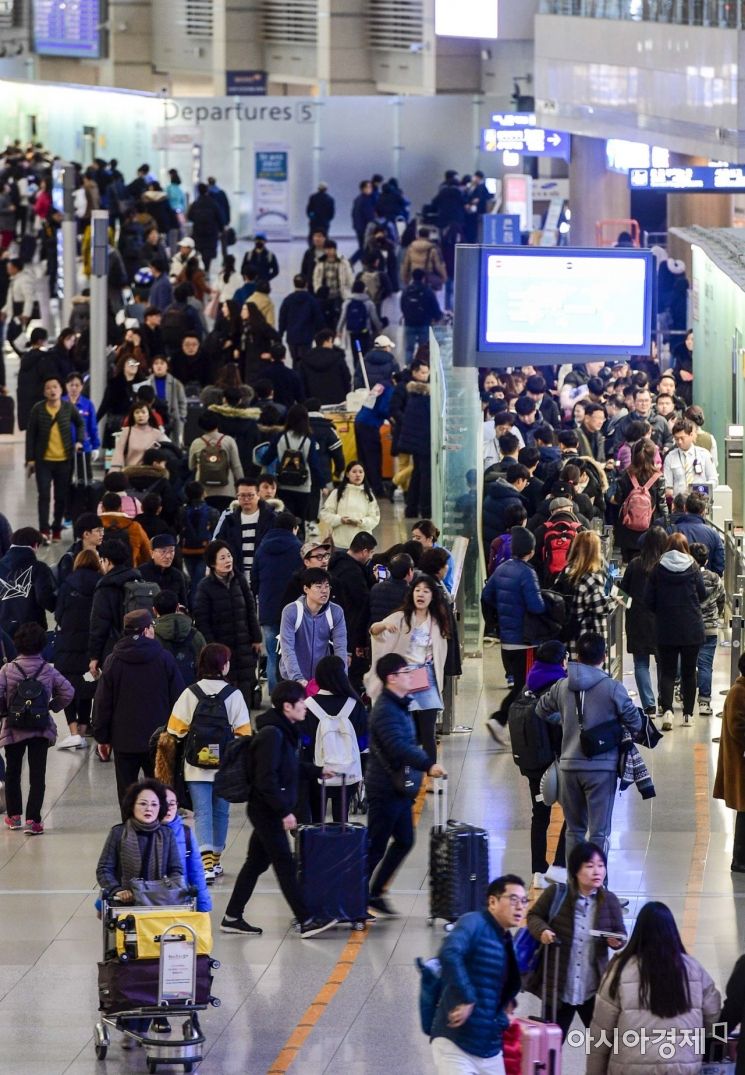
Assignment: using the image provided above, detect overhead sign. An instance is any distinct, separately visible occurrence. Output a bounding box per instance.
[482,214,521,245]
[629,166,745,191]
[435,0,499,38]
[226,70,267,96]
[482,120,570,160]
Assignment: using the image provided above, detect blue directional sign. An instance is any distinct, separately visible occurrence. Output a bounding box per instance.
[629,166,745,191]
[482,122,570,160]
[481,214,521,245]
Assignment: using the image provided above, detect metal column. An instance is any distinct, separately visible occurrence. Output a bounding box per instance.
[88,210,109,408]
[725,434,744,527]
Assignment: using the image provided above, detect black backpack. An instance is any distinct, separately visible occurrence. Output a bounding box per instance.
[507,688,555,776]
[162,628,199,686]
[345,298,368,335]
[400,284,428,326]
[181,503,214,556]
[277,435,309,487]
[7,663,51,731]
[213,735,258,803]
[184,683,235,770]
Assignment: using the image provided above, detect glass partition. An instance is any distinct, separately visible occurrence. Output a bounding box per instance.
[430,326,484,652]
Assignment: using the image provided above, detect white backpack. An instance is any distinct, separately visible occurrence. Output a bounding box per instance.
[307,695,362,785]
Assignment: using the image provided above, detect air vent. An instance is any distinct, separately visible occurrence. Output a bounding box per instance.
[262,0,318,45]
[0,0,20,30]
[185,0,213,38]
[369,0,423,51]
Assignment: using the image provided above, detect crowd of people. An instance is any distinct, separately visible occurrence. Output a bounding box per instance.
[0,143,743,1075]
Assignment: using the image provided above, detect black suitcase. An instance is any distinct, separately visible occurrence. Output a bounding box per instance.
[296,779,368,927]
[428,776,489,927]
[0,395,15,434]
[97,955,215,1013]
[68,452,102,523]
[183,399,204,449]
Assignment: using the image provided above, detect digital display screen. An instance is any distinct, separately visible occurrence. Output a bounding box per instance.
[34,0,102,59]
[477,248,654,356]
[435,0,499,39]
[629,165,745,191]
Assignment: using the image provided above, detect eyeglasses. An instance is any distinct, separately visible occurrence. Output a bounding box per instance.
[501,895,529,907]
[308,552,330,562]
[135,799,159,810]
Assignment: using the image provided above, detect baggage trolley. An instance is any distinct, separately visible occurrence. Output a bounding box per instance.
[94,893,220,1072]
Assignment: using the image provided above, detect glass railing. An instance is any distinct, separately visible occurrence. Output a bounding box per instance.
[539,0,745,26]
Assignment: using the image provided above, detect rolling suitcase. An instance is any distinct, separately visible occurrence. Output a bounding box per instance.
[68,452,101,523]
[97,956,214,1013]
[428,775,489,927]
[512,943,563,1075]
[0,395,15,434]
[183,399,204,449]
[296,778,368,928]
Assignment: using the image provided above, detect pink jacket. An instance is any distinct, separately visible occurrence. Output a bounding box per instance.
[0,654,74,746]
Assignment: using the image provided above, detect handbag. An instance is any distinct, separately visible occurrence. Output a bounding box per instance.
[128,877,190,907]
[406,665,430,693]
[575,689,623,759]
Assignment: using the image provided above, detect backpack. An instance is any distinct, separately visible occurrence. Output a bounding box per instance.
[345,298,368,335]
[162,628,199,686]
[277,599,335,660]
[6,663,51,731]
[181,503,213,556]
[122,579,160,616]
[400,284,428,325]
[214,731,263,802]
[184,683,236,769]
[542,518,582,578]
[307,696,362,783]
[198,435,230,487]
[160,304,190,351]
[619,473,658,532]
[488,533,512,577]
[277,435,309,488]
[513,883,567,978]
[507,687,556,775]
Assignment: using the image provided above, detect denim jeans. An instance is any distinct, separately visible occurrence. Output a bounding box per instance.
[405,324,430,362]
[696,636,717,699]
[186,780,230,853]
[261,624,279,694]
[632,653,657,712]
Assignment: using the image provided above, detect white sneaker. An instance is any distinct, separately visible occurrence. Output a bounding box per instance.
[683,713,694,728]
[57,734,83,750]
[698,698,713,717]
[485,718,510,748]
[393,488,404,502]
[544,864,568,885]
[532,872,549,890]
[661,711,674,731]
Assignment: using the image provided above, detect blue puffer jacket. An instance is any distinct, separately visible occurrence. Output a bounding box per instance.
[481,558,545,645]
[354,347,398,389]
[672,513,725,575]
[483,481,527,548]
[430,910,521,1058]
[165,813,211,912]
[365,688,431,800]
[252,527,303,626]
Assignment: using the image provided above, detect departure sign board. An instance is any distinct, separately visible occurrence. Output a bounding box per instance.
[482,113,570,160]
[34,0,102,58]
[629,165,745,191]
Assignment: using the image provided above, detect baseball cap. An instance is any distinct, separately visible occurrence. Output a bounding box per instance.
[301,540,331,559]
[123,609,154,633]
[374,334,395,348]
[178,236,195,248]
[151,533,177,549]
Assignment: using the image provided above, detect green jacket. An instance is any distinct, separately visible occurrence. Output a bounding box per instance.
[26,400,85,463]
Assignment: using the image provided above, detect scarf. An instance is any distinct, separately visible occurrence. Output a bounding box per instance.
[618,728,656,800]
[119,817,166,885]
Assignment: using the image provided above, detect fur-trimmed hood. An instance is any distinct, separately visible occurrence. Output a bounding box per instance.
[405,380,430,397]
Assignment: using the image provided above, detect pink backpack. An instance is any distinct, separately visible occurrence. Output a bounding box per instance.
[620,473,658,531]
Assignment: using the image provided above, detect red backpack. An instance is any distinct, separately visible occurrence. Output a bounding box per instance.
[542,518,582,578]
[619,473,658,532]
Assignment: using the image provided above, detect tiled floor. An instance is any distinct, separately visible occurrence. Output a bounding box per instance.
[0,248,743,1071]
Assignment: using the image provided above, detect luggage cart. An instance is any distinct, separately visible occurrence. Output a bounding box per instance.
[94,895,220,1072]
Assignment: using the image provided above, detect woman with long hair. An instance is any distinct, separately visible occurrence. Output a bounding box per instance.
[368,575,450,766]
[320,460,380,549]
[239,300,279,385]
[216,254,242,302]
[587,902,720,1075]
[411,519,455,592]
[264,404,320,538]
[645,532,706,731]
[54,548,103,749]
[611,439,668,562]
[620,526,669,717]
[527,841,626,1041]
[558,530,615,663]
[97,346,145,447]
[110,401,164,470]
[166,642,252,882]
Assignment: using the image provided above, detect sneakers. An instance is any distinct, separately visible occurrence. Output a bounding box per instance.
[661,710,674,731]
[392,488,404,503]
[220,916,263,936]
[698,697,713,717]
[486,717,510,748]
[25,820,44,835]
[57,733,84,750]
[300,917,338,938]
[683,713,694,728]
[532,872,549,890]
[201,851,215,884]
[212,853,223,877]
[367,895,400,918]
[544,864,568,885]
[51,529,62,543]
[150,1017,171,1034]
[3,815,21,831]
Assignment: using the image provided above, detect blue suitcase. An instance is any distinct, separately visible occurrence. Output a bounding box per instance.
[296,780,368,928]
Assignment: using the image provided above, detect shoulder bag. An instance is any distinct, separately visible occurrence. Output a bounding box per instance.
[574,689,623,758]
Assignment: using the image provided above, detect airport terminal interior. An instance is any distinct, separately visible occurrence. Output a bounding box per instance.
[3,1,745,1073]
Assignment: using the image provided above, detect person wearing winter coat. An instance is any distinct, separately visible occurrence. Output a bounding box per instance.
[278,567,348,685]
[713,653,745,874]
[312,241,355,328]
[188,412,243,513]
[54,549,103,749]
[620,527,668,717]
[93,608,185,807]
[152,590,206,683]
[320,461,380,550]
[0,622,74,834]
[353,336,399,390]
[166,642,251,882]
[721,951,745,1074]
[645,532,706,731]
[16,332,50,431]
[64,371,101,455]
[672,491,725,575]
[328,533,377,667]
[161,787,211,911]
[306,183,335,239]
[536,631,642,866]
[397,359,432,519]
[401,228,447,287]
[609,439,668,562]
[212,478,276,585]
[139,534,188,609]
[148,355,187,446]
[306,402,345,521]
[482,466,530,551]
[110,402,167,471]
[337,279,382,356]
[100,493,153,567]
[88,538,145,672]
[527,842,625,1041]
[368,553,414,625]
[587,902,720,1075]
[26,378,86,541]
[278,275,324,364]
[252,512,302,693]
[263,405,324,536]
[0,529,57,635]
[481,526,546,744]
[688,541,725,718]
[193,540,262,708]
[556,531,616,666]
[299,331,352,406]
[187,184,223,272]
[260,344,305,409]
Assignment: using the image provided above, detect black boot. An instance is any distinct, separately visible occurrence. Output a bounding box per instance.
[731,812,745,872]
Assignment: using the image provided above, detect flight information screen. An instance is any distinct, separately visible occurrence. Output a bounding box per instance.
[478,248,654,355]
[34,0,102,58]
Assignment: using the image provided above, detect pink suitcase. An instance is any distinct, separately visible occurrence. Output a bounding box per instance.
[512,943,562,1075]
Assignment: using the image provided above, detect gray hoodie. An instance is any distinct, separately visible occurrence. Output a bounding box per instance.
[278,596,348,683]
[536,660,641,773]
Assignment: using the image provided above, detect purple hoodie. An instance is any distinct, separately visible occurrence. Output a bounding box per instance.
[526,660,567,695]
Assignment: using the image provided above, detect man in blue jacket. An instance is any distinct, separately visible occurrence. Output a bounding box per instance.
[672,491,725,575]
[482,464,529,550]
[252,511,302,692]
[481,527,545,747]
[430,873,524,1074]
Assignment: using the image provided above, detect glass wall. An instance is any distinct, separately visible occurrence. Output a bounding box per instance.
[430,327,484,651]
[539,0,745,25]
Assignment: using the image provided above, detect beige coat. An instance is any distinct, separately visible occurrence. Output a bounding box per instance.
[319,484,380,549]
[713,675,745,811]
[401,238,447,287]
[587,954,721,1075]
[247,291,276,327]
[364,609,447,702]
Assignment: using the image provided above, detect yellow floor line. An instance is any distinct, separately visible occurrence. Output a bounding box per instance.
[681,742,710,950]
